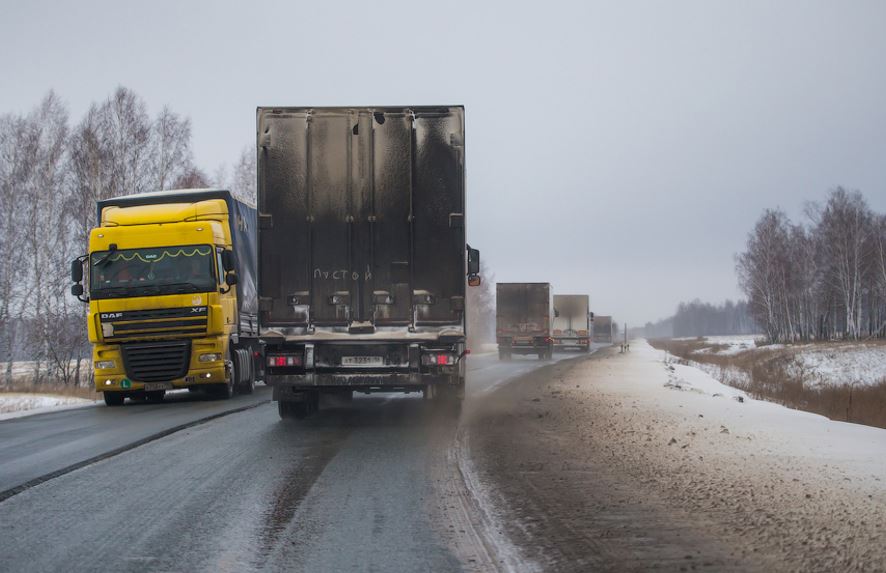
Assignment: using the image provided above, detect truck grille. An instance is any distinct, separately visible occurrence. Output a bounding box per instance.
[100,306,208,340]
[121,340,191,382]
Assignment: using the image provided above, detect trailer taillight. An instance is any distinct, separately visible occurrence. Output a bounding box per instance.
[268,354,302,367]
[421,353,457,366]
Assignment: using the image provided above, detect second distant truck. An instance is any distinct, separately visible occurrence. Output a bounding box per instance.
[496,283,554,360]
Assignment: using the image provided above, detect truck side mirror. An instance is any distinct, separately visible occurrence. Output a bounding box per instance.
[71,259,83,283]
[466,245,480,286]
[467,246,480,275]
[221,250,235,272]
[225,272,239,286]
[71,284,84,296]
[589,312,595,320]
[554,309,560,318]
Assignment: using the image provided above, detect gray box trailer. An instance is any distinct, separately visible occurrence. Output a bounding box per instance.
[256,106,480,419]
[496,283,554,360]
[553,294,591,352]
[593,315,613,343]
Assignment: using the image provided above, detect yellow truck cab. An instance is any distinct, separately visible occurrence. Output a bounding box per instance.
[71,189,261,406]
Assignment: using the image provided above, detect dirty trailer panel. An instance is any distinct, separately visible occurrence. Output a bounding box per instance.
[257,106,470,417]
[553,294,590,352]
[496,283,554,360]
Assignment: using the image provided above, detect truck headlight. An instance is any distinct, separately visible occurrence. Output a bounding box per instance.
[199,353,222,363]
[95,360,116,370]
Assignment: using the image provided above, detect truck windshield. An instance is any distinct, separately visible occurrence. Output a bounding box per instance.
[90,245,216,299]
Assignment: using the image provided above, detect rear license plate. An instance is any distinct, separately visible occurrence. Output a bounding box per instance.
[143,382,172,391]
[341,356,384,367]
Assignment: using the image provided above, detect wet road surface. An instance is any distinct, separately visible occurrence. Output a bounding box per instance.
[0,352,586,572]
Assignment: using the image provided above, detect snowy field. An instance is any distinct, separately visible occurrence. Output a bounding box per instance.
[679,335,886,387]
[630,339,886,481]
[0,393,98,420]
[788,344,886,387]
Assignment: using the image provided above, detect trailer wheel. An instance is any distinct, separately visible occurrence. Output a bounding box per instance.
[103,392,125,407]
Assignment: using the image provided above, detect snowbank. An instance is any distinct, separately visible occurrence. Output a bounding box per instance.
[789,344,886,387]
[0,393,97,421]
[625,340,886,481]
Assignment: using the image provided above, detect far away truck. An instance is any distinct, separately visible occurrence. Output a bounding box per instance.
[496,283,554,360]
[553,294,591,352]
[256,106,480,419]
[593,315,614,343]
[71,189,262,406]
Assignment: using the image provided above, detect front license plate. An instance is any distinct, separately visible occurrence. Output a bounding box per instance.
[341,356,384,367]
[143,382,172,391]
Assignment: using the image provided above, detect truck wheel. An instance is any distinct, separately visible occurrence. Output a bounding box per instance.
[236,349,255,394]
[212,349,236,399]
[103,392,125,407]
[145,390,166,403]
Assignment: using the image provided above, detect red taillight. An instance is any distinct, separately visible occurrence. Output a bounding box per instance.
[464,349,471,355]
[436,354,448,365]
[268,354,302,367]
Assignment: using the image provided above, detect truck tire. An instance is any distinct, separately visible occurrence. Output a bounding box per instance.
[103,392,125,406]
[235,348,255,394]
[211,350,236,399]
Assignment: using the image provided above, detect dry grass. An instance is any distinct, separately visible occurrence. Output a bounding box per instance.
[649,338,886,429]
[0,382,98,400]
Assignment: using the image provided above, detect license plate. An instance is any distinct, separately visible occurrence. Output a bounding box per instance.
[341,356,384,367]
[143,382,172,391]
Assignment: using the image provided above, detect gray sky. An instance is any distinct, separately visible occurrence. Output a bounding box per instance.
[2,0,885,325]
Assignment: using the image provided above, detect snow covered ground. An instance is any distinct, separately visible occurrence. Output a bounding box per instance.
[681,335,886,387]
[686,334,762,355]
[0,393,98,421]
[788,344,886,387]
[568,340,886,568]
[630,339,886,480]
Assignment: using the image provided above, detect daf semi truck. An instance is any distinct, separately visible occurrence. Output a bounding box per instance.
[71,189,262,406]
[496,283,554,360]
[256,106,480,419]
[553,294,592,352]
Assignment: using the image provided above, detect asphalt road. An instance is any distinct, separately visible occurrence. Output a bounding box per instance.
[0,351,588,572]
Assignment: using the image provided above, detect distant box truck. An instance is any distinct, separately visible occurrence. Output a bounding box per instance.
[496,283,554,360]
[70,189,263,406]
[256,106,481,419]
[593,315,613,343]
[553,294,591,352]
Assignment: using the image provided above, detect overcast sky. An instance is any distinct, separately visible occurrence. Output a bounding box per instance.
[2,0,885,325]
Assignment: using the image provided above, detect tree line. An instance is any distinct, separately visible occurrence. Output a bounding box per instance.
[736,188,886,343]
[0,88,255,387]
[641,299,756,339]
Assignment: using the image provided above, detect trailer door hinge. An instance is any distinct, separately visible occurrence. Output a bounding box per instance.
[449,213,464,228]
[259,213,273,229]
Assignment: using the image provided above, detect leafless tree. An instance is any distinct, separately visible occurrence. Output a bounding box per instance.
[738,189,882,343]
[151,107,192,191]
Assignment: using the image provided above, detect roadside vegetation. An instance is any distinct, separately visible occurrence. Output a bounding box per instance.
[649,337,886,429]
